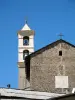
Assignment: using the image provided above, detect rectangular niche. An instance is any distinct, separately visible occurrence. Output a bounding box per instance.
[55,76,68,88]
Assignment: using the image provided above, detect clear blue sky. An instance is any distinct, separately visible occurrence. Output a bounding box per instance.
[0,0,75,88]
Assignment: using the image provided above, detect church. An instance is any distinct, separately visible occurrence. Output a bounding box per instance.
[17,21,75,94]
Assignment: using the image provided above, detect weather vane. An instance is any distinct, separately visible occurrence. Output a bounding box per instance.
[58,33,64,39]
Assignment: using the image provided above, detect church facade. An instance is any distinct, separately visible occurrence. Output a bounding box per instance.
[28,39,75,93]
[17,21,75,94]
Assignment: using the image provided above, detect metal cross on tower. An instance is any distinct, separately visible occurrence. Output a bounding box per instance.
[25,17,28,24]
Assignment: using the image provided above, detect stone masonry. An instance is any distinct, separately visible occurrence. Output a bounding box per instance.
[29,40,75,93]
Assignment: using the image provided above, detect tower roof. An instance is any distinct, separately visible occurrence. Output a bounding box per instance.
[21,23,31,31]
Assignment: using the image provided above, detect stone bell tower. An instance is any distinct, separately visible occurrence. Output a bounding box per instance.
[17,21,35,89]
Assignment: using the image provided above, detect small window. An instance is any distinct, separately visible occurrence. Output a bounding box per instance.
[23,36,29,45]
[59,50,62,56]
[23,50,29,60]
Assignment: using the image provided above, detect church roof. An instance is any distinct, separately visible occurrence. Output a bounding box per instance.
[27,39,75,58]
[0,88,64,99]
[21,23,31,31]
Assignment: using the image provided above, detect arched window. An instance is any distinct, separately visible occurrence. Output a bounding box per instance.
[23,50,29,60]
[23,36,29,45]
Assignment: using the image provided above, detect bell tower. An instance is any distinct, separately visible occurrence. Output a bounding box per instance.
[17,21,35,89]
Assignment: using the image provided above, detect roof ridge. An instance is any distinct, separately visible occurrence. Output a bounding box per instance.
[26,39,75,58]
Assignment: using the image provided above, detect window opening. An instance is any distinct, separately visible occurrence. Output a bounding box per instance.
[23,36,29,45]
[23,50,29,60]
[59,50,62,56]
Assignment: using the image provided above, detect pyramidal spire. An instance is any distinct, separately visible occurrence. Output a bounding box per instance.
[21,20,31,31]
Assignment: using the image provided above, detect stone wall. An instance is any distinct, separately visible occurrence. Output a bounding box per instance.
[18,62,30,89]
[30,42,75,93]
